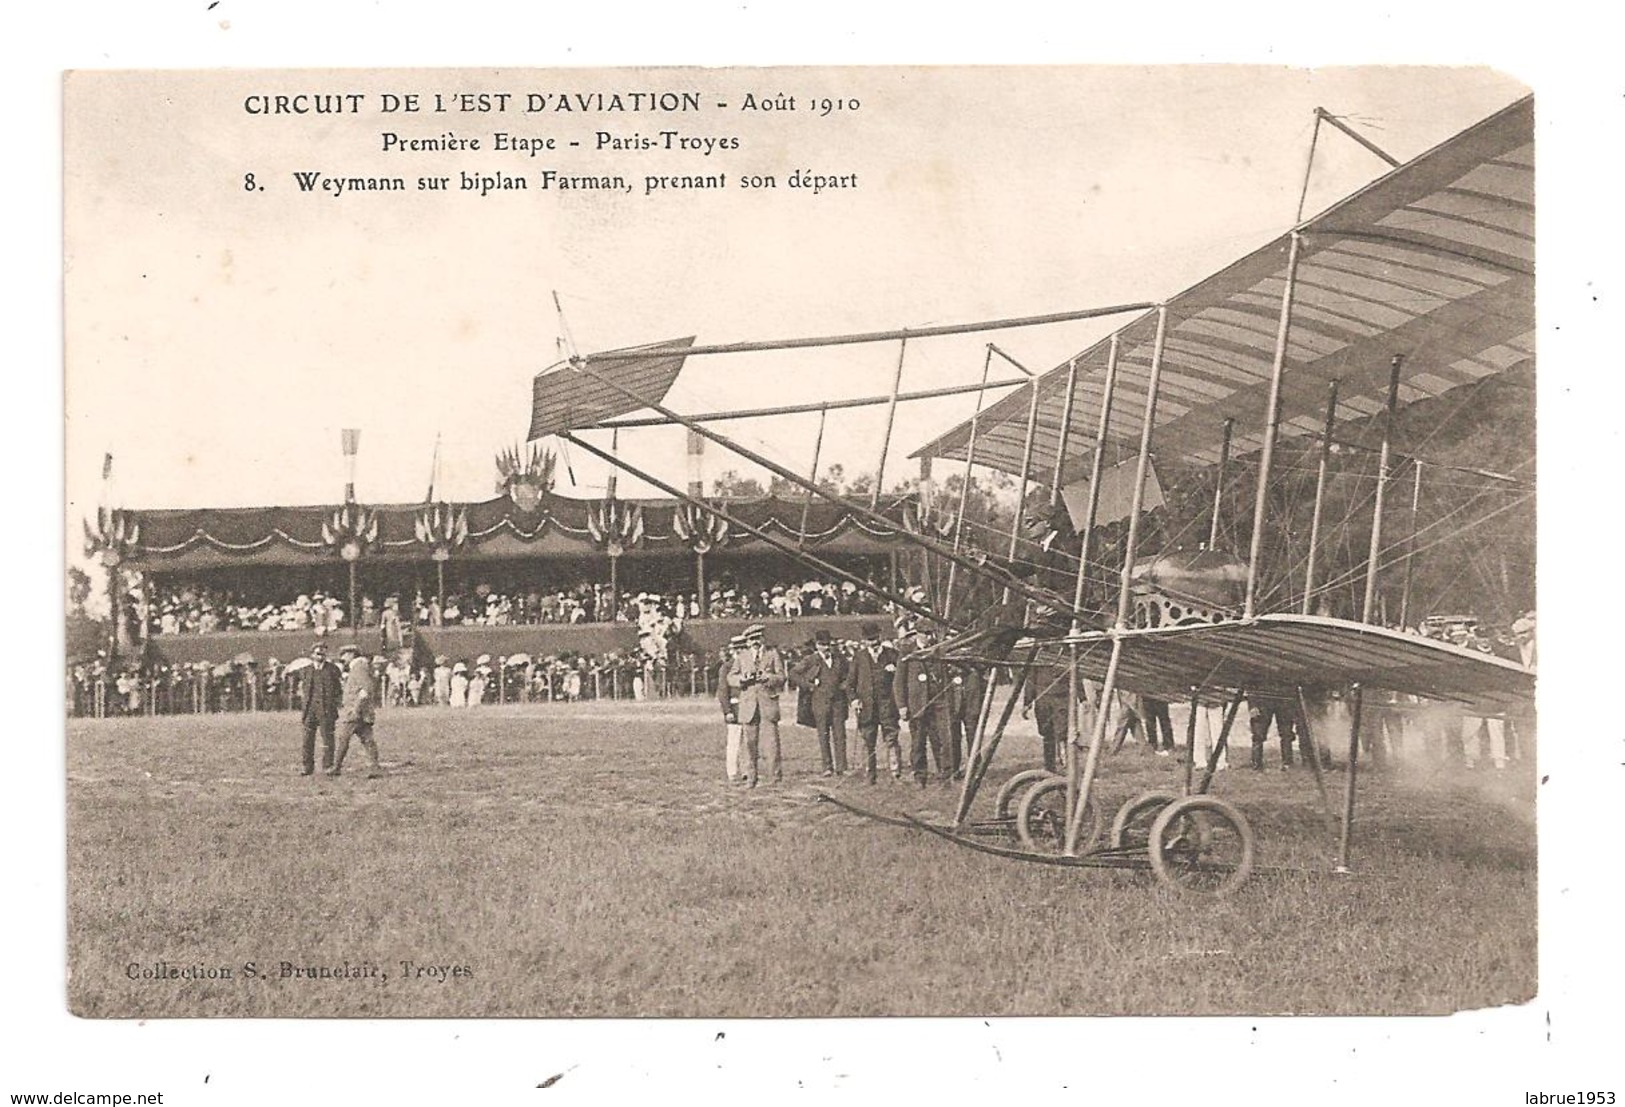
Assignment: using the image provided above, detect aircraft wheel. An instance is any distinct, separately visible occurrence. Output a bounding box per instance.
[1015,777,1102,855]
[1148,796,1255,898]
[993,769,1056,822]
[1109,791,1180,849]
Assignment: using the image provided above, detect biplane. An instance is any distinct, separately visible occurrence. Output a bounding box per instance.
[527,95,1536,897]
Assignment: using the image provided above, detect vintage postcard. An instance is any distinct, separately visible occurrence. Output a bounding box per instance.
[64,65,1539,1023]
[64,65,1543,1043]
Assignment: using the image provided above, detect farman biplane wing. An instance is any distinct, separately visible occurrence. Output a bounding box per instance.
[1055,614,1533,715]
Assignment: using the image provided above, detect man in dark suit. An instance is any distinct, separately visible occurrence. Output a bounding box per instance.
[1248,700,1299,770]
[1022,663,1071,774]
[299,640,343,776]
[791,629,850,777]
[943,660,986,779]
[895,625,948,787]
[848,621,901,784]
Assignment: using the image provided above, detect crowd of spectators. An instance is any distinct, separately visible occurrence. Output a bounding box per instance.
[67,646,724,718]
[83,568,903,720]
[141,574,888,635]
[1414,610,1534,667]
[416,578,886,626]
[69,610,1539,784]
[145,586,372,635]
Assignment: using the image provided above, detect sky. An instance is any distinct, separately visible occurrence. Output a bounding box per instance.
[65,66,1530,557]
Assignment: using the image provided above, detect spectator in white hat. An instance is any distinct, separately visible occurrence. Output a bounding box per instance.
[432,656,452,706]
[450,661,469,708]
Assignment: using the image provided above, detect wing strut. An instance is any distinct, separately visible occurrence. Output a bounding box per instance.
[871,337,909,510]
[1066,307,1174,854]
[1064,333,1124,851]
[943,345,995,620]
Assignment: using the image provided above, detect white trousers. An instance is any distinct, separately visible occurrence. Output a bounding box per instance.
[1190,703,1230,772]
[725,723,743,779]
[1463,716,1508,768]
[1163,700,1230,771]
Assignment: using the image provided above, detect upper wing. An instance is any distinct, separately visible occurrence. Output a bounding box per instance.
[912,96,1533,479]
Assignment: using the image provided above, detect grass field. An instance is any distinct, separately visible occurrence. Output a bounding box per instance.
[65,698,1536,1018]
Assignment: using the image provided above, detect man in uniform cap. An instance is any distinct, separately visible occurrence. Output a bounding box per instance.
[943,657,987,780]
[298,640,343,776]
[848,621,902,783]
[726,624,786,786]
[790,628,850,777]
[895,624,948,787]
[332,643,383,777]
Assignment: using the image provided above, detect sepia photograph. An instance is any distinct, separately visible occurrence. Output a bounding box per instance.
[62,64,1542,1024]
[20,9,1619,1095]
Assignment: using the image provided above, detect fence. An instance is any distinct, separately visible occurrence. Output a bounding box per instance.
[67,661,725,719]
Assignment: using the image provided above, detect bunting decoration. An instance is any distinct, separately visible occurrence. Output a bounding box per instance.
[585,499,644,558]
[320,503,380,562]
[413,503,470,563]
[101,491,914,567]
[670,502,730,554]
[83,507,141,567]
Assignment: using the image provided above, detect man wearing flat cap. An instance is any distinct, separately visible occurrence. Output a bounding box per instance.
[331,643,383,778]
[791,628,850,777]
[848,621,902,783]
[726,624,786,786]
[298,639,343,776]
